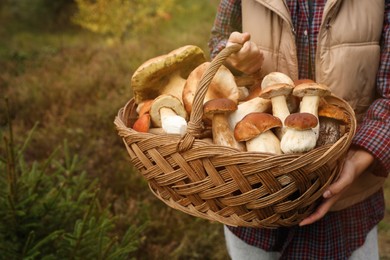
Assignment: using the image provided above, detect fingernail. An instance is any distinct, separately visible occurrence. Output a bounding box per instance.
[323,190,332,198]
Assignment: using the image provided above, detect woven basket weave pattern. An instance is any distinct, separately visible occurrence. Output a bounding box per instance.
[114,44,356,228]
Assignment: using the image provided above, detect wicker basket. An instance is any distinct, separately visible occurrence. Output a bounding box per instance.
[114,44,357,228]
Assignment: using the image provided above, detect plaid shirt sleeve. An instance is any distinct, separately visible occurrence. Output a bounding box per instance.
[208,0,242,58]
[352,0,390,176]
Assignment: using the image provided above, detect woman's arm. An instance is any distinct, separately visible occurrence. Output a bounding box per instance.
[300,0,390,226]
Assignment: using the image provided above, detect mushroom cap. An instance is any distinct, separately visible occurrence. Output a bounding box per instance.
[132,113,151,133]
[261,72,294,89]
[293,82,331,97]
[318,101,349,124]
[182,62,239,114]
[284,112,318,130]
[131,45,206,104]
[149,94,187,127]
[203,98,238,116]
[259,83,294,99]
[136,99,154,116]
[234,112,282,141]
[293,78,315,86]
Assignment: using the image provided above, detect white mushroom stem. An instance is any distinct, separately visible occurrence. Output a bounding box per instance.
[237,86,250,101]
[163,71,187,102]
[246,131,282,154]
[160,107,187,136]
[228,97,271,130]
[299,95,320,139]
[213,114,244,150]
[280,128,317,154]
[270,95,291,139]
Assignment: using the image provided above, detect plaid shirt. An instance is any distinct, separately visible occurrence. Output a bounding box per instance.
[209,0,390,259]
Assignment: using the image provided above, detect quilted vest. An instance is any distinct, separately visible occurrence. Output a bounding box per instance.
[241,0,386,210]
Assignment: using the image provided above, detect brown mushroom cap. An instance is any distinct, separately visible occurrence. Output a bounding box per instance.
[182,62,239,114]
[131,45,206,104]
[203,98,238,116]
[293,79,315,86]
[234,112,282,141]
[318,101,349,124]
[259,83,294,99]
[284,112,318,130]
[293,82,331,97]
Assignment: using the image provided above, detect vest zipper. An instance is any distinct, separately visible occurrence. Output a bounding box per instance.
[315,0,340,81]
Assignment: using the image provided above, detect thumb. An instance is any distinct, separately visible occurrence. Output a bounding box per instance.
[227,32,251,45]
[323,165,354,199]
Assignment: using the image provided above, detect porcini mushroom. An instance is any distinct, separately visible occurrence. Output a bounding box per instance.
[234,112,282,154]
[259,83,294,139]
[182,62,240,115]
[136,99,154,116]
[204,98,244,150]
[131,45,206,104]
[149,94,188,135]
[293,83,331,140]
[227,97,271,130]
[261,71,295,89]
[316,100,349,147]
[132,113,151,133]
[280,112,318,154]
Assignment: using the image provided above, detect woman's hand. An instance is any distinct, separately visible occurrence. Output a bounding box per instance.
[225,32,264,75]
[299,148,375,226]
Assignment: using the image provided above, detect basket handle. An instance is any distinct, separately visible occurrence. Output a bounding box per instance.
[177,44,243,151]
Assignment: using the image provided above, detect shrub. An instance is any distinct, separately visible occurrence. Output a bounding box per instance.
[0,101,143,259]
[72,0,175,43]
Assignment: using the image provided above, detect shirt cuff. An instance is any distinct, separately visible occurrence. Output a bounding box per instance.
[352,123,390,177]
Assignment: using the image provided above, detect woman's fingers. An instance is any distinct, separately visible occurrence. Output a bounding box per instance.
[226,32,263,74]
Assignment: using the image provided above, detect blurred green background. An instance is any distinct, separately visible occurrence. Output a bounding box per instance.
[0,0,389,259]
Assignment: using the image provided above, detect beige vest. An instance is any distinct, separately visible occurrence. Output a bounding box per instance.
[242,0,386,210]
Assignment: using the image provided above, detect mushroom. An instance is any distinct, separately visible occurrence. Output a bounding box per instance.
[292,83,331,140]
[261,71,294,89]
[259,83,294,139]
[182,62,240,115]
[203,98,244,150]
[316,100,349,147]
[136,99,154,116]
[131,45,206,104]
[149,94,188,135]
[237,86,250,101]
[132,113,151,133]
[280,112,319,154]
[227,97,271,130]
[234,112,282,154]
[290,79,315,113]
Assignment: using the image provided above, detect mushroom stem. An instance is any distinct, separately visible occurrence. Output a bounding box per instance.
[299,95,320,138]
[228,97,271,130]
[160,107,187,135]
[246,130,282,154]
[271,95,291,123]
[280,128,317,153]
[164,71,187,102]
[212,114,244,150]
[271,95,291,138]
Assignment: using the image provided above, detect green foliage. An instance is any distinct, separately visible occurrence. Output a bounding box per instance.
[0,0,74,30]
[72,0,175,43]
[0,106,143,259]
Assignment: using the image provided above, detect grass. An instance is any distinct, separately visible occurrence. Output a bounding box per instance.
[1,1,228,259]
[0,0,389,259]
